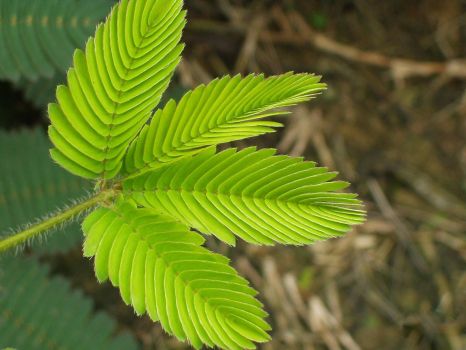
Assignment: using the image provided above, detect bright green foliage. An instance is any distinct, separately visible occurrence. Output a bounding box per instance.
[0,0,366,349]
[48,0,186,179]
[0,257,139,350]
[123,73,326,177]
[124,147,365,246]
[0,129,90,252]
[0,0,110,82]
[83,201,270,350]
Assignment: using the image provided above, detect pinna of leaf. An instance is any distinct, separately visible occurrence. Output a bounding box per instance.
[0,0,366,349]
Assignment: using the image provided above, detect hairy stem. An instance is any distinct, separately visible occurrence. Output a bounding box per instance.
[0,190,115,253]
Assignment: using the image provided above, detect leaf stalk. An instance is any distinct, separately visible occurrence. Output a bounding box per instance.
[0,190,116,253]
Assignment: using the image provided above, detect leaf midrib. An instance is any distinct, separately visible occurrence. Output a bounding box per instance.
[101,21,159,178]
[123,187,361,209]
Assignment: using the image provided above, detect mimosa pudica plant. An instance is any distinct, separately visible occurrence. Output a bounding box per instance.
[0,0,366,349]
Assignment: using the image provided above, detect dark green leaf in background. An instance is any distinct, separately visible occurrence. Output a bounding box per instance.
[0,0,111,82]
[0,257,139,350]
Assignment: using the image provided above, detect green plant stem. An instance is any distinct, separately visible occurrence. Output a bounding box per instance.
[0,191,114,253]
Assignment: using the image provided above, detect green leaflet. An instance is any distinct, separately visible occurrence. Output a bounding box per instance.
[82,202,270,350]
[0,257,139,350]
[0,0,110,82]
[123,73,326,178]
[0,129,90,253]
[123,147,365,246]
[48,0,186,179]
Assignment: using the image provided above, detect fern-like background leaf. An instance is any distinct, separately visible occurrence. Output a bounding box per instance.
[83,201,270,350]
[124,147,365,246]
[0,0,110,82]
[123,73,326,177]
[0,129,90,253]
[48,0,186,179]
[0,256,139,350]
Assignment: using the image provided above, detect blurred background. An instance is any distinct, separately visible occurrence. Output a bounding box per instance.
[0,0,465,349]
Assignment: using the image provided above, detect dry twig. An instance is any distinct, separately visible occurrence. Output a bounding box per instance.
[287,12,466,83]
[367,178,428,272]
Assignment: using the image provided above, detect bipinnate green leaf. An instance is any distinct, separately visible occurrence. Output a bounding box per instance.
[0,2,367,349]
[48,0,186,179]
[82,201,270,350]
[123,73,326,177]
[123,147,365,246]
